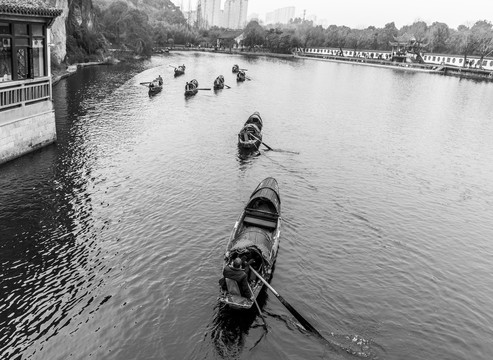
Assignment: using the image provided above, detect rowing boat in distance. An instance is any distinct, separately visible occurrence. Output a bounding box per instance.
[213,75,225,90]
[148,76,163,95]
[174,65,186,76]
[219,177,281,310]
[236,70,246,82]
[238,112,263,150]
[185,79,198,96]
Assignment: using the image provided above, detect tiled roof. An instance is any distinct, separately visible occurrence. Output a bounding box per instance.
[0,0,63,17]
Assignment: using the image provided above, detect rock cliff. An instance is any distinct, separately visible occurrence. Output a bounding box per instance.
[50,0,68,64]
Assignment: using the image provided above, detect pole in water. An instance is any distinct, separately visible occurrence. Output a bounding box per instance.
[248,283,268,331]
[250,267,329,341]
[251,134,273,151]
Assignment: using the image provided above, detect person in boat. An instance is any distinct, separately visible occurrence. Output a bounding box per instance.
[157,75,163,85]
[222,258,253,298]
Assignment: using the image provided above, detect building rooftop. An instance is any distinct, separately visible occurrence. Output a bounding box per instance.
[0,0,63,18]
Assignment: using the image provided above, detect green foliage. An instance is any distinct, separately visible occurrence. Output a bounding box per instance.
[66,1,493,63]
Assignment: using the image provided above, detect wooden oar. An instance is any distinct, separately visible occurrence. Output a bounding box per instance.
[251,134,273,151]
[247,283,268,331]
[140,82,150,86]
[224,84,231,89]
[250,268,324,338]
[245,76,252,81]
[168,64,177,69]
[196,88,211,90]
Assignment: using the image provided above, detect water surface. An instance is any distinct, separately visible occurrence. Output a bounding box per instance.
[1,52,493,359]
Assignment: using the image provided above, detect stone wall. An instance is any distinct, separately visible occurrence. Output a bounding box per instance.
[0,104,57,165]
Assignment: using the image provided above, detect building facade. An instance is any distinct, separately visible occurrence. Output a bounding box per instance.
[222,0,248,30]
[265,6,295,25]
[0,0,62,165]
[196,0,221,29]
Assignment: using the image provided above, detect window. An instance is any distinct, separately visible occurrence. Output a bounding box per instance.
[14,24,28,36]
[432,56,436,61]
[447,57,451,62]
[459,59,463,63]
[0,37,12,81]
[16,47,28,79]
[490,61,493,67]
[0,22,10,34]
[0,21,46,82]
[32,24,43,37]
[32,39,44,77]
[452,58,456,63]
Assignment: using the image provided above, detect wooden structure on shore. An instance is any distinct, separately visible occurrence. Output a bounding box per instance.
[0,0,63,165]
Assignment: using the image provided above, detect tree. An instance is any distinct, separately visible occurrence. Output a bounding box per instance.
[470,20,493,68]
[243,20,265,48]
[455,24,479,67]
[375,22,398,50]
[427,22,450,53]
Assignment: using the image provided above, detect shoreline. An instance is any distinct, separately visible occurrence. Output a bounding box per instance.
[168,47,493,81]
[52,60,115,86]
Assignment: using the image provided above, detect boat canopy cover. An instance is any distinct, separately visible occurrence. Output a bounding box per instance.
[239,123,260,135]
[230,227,274,265]
[246,177,280,214]
[244,112,263,131]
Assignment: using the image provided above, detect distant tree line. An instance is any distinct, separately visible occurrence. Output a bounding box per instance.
[65,1,493,69]
[242,19,493,66]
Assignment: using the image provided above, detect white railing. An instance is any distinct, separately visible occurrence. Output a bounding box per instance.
[0,78,51,111]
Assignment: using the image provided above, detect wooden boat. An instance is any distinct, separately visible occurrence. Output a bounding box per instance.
[174,65,186,76]
[232,64,239,73]
[148,76,163,95]
[213,75,225,90]
[237,70,246,82]
[185,79,198,96]
[238,112,263,150]
[219,177,281,309]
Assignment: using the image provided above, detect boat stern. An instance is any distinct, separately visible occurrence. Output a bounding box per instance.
[219,292,253,309]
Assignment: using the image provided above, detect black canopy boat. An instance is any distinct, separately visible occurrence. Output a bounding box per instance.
[232,64,239,73]
[148,76,163,95]
[238,112,263,150]
[213,75,225,90]
[174,65,186,76]
[236,70,246,82]
[219,177,281,310]
[185,79,198,96]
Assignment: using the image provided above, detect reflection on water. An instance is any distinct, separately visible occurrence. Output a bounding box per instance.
[1,52,493,360]
[209,299,267,359]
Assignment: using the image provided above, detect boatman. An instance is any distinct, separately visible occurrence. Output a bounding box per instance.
[222,258,253,298]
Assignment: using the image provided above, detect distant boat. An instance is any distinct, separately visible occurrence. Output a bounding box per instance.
[238,112,263,150]
[219,177,281,310]
[213,75,225,90]
[236,70,246,82]
[232,64,239,73]
[174,65,186,76]
[185,79,198,96]
[148,76,163,95]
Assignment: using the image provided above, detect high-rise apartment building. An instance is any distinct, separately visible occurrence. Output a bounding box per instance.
[222,0,248,29]
[265,6,295,25]
[196,0,221,28]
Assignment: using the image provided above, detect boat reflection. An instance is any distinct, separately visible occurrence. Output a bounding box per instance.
[210,292,269,358]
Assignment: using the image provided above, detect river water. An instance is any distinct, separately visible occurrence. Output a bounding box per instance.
[1,52,493,360]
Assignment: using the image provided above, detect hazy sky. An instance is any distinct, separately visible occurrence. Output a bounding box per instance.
[175,0,493,29]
